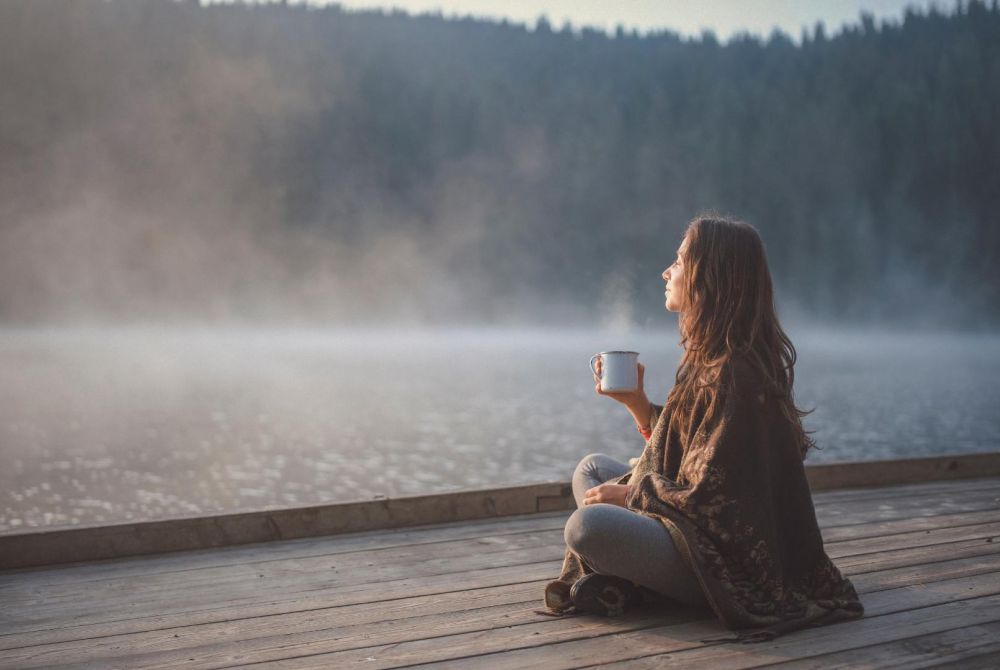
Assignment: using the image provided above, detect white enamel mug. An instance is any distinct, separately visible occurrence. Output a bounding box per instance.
[589,350,639,393]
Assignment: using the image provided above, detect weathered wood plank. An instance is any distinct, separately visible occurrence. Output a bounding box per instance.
[759,620,1000,669]
[0,587,563,670]
[3,494,997,643]
[1,476,997,670]
[6,510,997,630]
[810,476,1000,503]
[0,543,566,633]
[835,535,1000,574]
[0,563,562,647]
[163,573,1000,669]
[0,540,996,668]
[4,528,998,653]
[826,520,1000,560]
[847,551,1000,593]
[595,586,1000,669]
[4,548,999,670]
[379,574,1000,670]
[804,453,1000,491]
[0,528,565,600]
[923,651,1000,669]
[820,508,1000,543]
[814,488,1000,525]
[0,580,550,654]
[0,512,570,590]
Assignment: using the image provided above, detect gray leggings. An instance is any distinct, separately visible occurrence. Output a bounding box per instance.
[565,453,709,608]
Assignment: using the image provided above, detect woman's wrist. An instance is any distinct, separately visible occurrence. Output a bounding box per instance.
[626,396,653,430]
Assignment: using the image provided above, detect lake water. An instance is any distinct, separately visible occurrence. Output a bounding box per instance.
[2,326,999,532]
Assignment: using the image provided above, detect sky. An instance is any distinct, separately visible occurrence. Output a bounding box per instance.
[282,0,944,40]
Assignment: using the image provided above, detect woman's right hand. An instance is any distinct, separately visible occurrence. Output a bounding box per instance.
[593,357,649,411]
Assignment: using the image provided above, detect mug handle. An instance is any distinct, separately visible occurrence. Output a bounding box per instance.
[589,354,601,378]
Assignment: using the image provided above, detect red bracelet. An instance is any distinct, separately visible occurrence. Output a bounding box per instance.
[637,423,652,440]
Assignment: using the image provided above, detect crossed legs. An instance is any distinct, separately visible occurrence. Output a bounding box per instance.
[565,453,710,609]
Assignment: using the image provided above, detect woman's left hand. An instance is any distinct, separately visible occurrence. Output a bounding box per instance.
[583,484,629,507]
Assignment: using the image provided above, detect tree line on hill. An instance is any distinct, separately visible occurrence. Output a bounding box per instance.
[0,0,997,329]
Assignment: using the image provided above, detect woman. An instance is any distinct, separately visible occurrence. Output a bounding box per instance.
[540,215,864,643]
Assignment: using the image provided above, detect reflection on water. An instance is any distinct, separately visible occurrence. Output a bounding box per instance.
[2,326,999,532]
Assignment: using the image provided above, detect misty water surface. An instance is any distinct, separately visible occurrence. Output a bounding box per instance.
[2,326,999,532]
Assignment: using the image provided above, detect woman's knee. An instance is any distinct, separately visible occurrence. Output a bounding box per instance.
[564,504,620,554]
[573,452,609,479]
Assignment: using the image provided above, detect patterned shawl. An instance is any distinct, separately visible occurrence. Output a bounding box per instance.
[542,355,864,643]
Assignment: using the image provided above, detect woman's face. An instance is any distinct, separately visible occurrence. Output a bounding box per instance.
[662,237,687,312]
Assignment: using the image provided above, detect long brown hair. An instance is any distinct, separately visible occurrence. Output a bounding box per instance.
[667,214,819,460]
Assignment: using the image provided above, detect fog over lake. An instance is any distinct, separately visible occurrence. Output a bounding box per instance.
[2,325,998,532]
[1,2,998,542]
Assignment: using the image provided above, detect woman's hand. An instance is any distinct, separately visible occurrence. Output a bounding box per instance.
[593,358,653,429]
[583,483,630,507]
[593,358,648,406]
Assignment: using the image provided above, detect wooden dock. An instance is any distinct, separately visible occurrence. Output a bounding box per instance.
[1,457,1000,668]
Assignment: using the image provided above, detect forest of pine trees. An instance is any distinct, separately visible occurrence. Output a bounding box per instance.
[0,0,997,328]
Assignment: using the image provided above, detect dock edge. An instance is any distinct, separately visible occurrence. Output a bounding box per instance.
[2,451,999,570]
